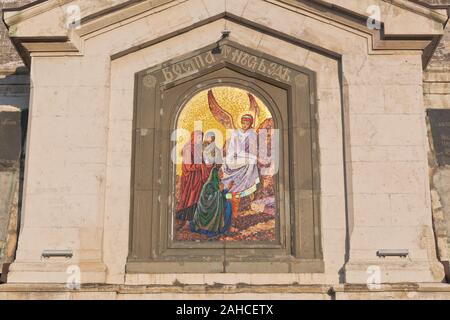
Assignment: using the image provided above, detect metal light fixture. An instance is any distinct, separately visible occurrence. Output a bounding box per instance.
[376,249,409,258]
[221,29,231,38]
[212,29,232,54]
[42,250,73,259]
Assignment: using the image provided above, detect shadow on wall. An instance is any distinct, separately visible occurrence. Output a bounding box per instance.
[427,109,450,284]
[0,68,29,283]
[0,66,30,111]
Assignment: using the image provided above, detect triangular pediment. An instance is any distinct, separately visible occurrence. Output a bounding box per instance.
[3,0,447,68]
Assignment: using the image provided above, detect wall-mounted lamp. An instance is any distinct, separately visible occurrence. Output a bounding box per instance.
[42,250,73,259]
[376,249,409,258]
[212,29,231,54]
[221,29,231,39]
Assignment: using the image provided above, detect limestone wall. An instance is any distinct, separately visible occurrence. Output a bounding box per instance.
[424,18,450,275]
[420,0,450,6]
[0,0,33,280]
[0,0,32,110]
[0,105,23,281]
[2,0,444,286]
[1,283,450,300]
[0,0,35,73]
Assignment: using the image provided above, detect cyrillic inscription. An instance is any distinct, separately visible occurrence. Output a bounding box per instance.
[159,45,292,85]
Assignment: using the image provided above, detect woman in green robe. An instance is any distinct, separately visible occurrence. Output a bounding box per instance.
[190,167,234,237]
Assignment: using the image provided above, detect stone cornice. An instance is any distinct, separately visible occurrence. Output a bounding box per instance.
[0,283,449,298]
[382,0,448,23]
[1,0,447,69]
[313,0,448,24]
[4,0,448,24]
[3,0,73,26]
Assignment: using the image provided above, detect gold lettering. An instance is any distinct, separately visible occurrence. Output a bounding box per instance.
[258,59,267,73]
[283,68,291,82]
[273,65,285,79]
[193,56,205,69]
[240,53,249,66]
[248,56,258,70]
[231,49,244,64]
[222,47,232,59]
[268,63,277,76]
[162,67,174,82]
[181,61,194,73]
[173,64,184,78]
[204,51,216,65]
[162,46,294,84]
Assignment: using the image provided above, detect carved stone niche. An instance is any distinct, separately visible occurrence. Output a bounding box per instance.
[127,41,322,273]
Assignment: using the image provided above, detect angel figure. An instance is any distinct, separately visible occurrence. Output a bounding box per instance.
[207,89,266,228]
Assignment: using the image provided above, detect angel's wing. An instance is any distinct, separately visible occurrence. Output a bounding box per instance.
[256,118,275,170]
[248,93,260,127]
[256,118,274,133]
[207,90,235,130]
[248,93,260,114]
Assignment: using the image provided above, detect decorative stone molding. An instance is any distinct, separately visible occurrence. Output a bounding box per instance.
[2,0,447,286]
[2,0,447,68]
[128,40,323,274]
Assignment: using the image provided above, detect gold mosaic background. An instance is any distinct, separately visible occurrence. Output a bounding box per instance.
[175,86,272,173]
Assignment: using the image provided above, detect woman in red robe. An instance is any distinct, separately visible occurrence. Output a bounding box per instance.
[176,131,211,230]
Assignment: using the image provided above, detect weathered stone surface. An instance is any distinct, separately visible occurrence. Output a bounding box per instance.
[0,283,449,300]
[423,1,450,275]
[433,169,450,252]
[428,110,450,166]
[0,0,36,73]
[0,109,22,165]
[0,107,23,279]
[0,1,32,281]
[0,0,448,294]
[422,0,450,4]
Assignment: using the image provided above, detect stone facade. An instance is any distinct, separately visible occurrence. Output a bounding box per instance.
[0,0,35,73]
[0,0,449,299]
[0,0,33,280]
[421,0,450,280]
[0,0,32,109]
